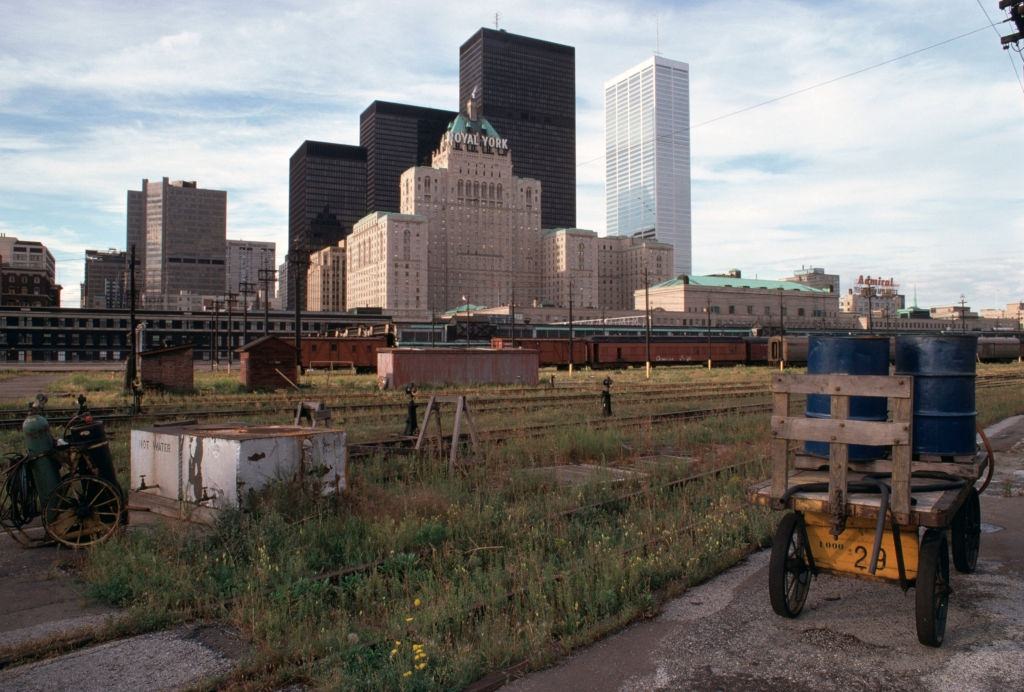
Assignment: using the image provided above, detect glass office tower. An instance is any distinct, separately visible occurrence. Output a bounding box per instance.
[605,55,691,276]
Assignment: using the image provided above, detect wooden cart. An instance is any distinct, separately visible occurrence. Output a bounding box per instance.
[749,372,990,647]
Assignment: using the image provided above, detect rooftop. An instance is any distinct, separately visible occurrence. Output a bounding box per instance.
[446,112,503,142]
[652,275,827,293]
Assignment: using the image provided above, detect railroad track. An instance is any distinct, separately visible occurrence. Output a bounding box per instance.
[0,383,771,431]
[0,372,1018,431]
[349,401,775,458]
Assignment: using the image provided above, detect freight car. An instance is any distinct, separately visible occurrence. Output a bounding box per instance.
[300,335,394,372]
[769,334,1023,366]
[588,335,748,368]
[490,337,588,368]
[977,336,1023,362]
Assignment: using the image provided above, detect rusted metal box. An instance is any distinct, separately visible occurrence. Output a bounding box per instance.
[377,348,539,389]
[130,424,346,522]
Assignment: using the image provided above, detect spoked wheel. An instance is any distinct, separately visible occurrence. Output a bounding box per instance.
[951,487,980,574]
[42,476,122,548]
[769,512,813,618]
[916,528,950,647]
[1,456,38,545]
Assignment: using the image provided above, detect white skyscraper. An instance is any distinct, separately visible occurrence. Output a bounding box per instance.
[604,55,691,276]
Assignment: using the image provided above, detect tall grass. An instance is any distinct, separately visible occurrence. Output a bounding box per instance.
[7,362,1020,687]
[83,410,773,689]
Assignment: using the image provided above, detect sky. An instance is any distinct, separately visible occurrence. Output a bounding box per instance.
[1,0,1023,310]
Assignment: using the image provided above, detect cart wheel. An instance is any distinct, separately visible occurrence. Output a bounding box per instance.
[915,528,950,647]
[769,512,812,618]
[42,476,122,548]
[951,487,980,574]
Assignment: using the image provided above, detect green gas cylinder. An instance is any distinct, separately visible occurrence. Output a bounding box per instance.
[22,413,61,505]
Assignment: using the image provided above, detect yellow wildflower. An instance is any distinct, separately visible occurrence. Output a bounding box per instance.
[403,671,412,678]
[413,598,422,608]
[416,662,428,670]
[405,616,414,622]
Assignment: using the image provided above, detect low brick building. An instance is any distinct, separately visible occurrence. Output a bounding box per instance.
[237,336,298,391]
[139,343,194,392]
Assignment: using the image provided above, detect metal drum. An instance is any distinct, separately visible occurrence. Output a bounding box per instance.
[895,335,978,456]
[805,336,890,460]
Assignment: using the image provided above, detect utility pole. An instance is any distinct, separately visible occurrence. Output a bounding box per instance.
[211,300,223,369]
[998,1,1024,48]
[510,284,516,348]
[224,292,237,370]
[430,309,436,347]
[568,279,575,375]
[239,281,256,347]
[960,294,967,332]
[124,244,137,392]
[644,267,652,379]
[462,295,470,348]
[863,286,874,333]
[779,289,785,337]
[290,250,308,371]
[706,294,712,369]
[258,266,276,336]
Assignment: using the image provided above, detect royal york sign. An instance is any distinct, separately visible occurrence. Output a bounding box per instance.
[447,130,509,153]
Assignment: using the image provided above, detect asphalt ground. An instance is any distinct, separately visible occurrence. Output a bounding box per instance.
[508,416,1024,691]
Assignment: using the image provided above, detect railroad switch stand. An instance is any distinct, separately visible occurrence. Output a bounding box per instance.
[414,395,480,472]
[601,377,613,417]
[404,383,419,436]
[295,401,331,428]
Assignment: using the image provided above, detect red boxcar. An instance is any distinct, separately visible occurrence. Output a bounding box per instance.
[490,337,588,368]
[300,335,393,371]
[589,337,747,368]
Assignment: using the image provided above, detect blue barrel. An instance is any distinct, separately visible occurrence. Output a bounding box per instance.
[895,335,977,456]
[805,336,890,460]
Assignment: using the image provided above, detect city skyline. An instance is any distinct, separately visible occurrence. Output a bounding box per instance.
[1,2,1022,309]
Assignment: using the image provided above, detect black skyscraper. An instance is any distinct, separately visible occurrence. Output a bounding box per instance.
[360,101,457,213]
[459,28,576,229]
[287,140,366,308]
[288,141,366,254]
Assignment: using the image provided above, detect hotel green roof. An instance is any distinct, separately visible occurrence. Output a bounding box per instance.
[446,113,503,141]
[651,275,827,292]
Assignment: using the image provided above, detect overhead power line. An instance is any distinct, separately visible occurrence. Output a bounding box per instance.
[578,24,992,169]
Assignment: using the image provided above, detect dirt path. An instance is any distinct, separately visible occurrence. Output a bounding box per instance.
[507,418,1024,691]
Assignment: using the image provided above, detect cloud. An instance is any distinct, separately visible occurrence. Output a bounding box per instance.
[0,0,1021,310]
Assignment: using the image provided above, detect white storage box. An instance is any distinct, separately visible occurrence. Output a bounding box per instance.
[130,423,346,520]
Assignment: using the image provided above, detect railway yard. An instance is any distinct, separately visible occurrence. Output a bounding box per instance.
[0,360,1022,689]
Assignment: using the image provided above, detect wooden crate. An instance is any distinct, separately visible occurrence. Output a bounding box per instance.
[768,372,915,525]
[763,372,983,529]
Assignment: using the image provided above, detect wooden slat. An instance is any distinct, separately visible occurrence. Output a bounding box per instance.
[772,373,911,399]
[770,392,789,500]
[794,454,983,480]
[828,395,850,528]
[890,395,913,520]
[771,416,909,446]
[749,471,967,528]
